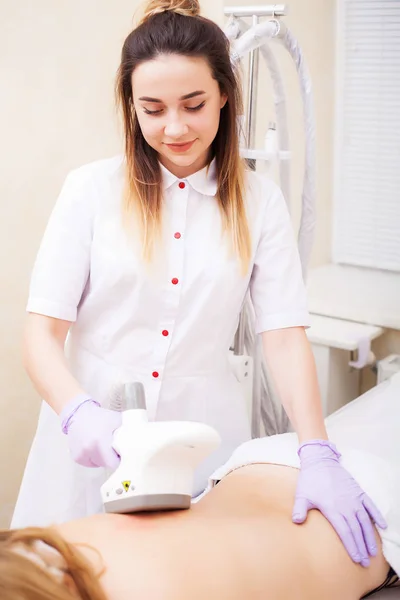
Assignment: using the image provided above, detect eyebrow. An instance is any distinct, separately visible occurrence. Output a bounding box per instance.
[138,90,206,103]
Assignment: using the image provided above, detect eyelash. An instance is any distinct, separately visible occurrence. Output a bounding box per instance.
[144,101,206,115]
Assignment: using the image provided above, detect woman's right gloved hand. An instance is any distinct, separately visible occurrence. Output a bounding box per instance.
[59,396,122,469]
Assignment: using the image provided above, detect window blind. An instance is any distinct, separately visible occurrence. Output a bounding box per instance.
[332,0,400,272]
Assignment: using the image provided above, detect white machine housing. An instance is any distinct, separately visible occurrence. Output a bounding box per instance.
[101,383,221,513]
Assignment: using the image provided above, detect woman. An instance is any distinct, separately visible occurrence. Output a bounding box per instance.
[3,376,400,600]
[12,0,385,567]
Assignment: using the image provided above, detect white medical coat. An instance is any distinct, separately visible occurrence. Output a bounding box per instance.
[11,156,310,528]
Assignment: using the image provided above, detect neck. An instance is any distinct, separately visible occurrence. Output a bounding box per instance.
[159,150,212,178]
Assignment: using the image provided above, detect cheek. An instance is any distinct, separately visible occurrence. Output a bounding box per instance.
[196,105,221,139]
[136,113,163,142]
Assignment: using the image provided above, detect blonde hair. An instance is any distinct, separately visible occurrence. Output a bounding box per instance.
[139,0,200,22]
[0,527,106,600]
[116,0,252,273]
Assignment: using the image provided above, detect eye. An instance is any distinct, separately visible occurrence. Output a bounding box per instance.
[143,108,163,115]
[186,101,205,112]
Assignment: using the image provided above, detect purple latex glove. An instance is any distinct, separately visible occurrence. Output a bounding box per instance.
[60,396,122,469]
[293,440,387,568]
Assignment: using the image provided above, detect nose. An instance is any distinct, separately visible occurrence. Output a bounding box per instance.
[164,116,189,139]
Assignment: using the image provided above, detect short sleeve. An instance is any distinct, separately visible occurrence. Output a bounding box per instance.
[26,168,96,322]
[249,181,311,334]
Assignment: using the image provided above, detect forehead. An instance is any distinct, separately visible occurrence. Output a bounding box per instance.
[132,54,218,99]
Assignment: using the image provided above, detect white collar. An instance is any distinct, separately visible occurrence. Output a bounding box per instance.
[160,159,218,197]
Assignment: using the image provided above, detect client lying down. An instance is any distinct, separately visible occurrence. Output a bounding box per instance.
[2,374,400,600]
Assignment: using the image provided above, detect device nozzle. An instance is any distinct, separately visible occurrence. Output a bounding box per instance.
[123,382,146,410]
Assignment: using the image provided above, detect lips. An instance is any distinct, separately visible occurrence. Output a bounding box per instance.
[165,140,196,153]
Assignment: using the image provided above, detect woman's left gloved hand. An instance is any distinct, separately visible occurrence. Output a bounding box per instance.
[292,440,387,568]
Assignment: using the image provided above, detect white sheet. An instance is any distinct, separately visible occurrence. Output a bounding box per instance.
[203,372,400,577]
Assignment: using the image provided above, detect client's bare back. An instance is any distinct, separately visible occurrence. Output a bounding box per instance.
[56,464,389,600]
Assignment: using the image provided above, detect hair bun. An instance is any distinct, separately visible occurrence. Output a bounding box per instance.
[141,0,200,22]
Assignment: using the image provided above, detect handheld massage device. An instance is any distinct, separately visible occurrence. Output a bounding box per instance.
[101,382,221,513]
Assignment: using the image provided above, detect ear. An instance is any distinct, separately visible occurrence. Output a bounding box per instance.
[220,93,228,109]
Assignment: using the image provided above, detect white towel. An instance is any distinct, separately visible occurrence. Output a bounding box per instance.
[201,373,400,576]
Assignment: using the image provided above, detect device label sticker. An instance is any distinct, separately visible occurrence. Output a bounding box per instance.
[122,481,131,492]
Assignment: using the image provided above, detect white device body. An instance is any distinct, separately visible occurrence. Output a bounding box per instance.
[101,409,221,513]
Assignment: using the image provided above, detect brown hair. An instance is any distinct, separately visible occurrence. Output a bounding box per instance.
[0,527,106,600]
[116,0,251,272]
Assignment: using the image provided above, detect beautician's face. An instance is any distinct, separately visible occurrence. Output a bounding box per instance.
[132,54,227,178]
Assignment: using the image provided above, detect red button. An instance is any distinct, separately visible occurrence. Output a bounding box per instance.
[152,371,159,378]
[178,182,185,189]
[171,278,179,285]
[162,330,169,336]
[174,232,181,239]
